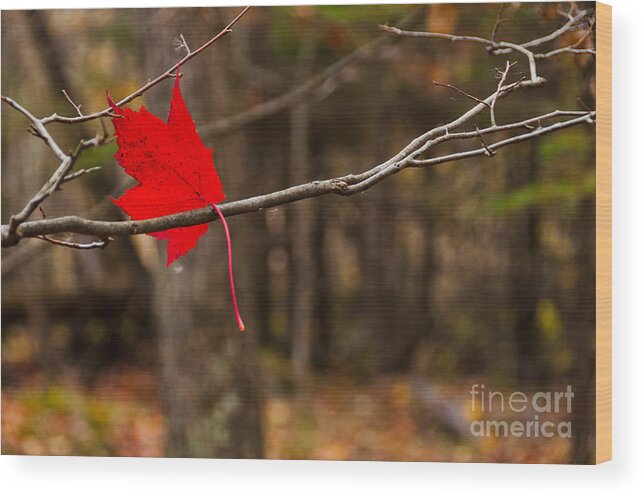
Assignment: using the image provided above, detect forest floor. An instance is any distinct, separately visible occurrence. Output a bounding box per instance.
[1,367,571,462]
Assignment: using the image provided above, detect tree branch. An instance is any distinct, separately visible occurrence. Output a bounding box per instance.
[1,110,594,247]
[35,234,112,250]
[34,6,251,126]
[1,95,67,160]
[489,61,516,126]
[379,7,592,85]
[0,7,250,246]
[1,6,597,255]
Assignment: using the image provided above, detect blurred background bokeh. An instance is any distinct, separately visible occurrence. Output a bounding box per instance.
[2,3,596,463]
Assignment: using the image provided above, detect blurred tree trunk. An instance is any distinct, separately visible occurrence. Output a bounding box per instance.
[24,11,75,103]
[359,70,401,373]
[288,34,316,390]
[508,142,547,384]
[155,265,263,458]
[311,199,332,370]
[4,12,84,383]
[141,8,263,458]
[567,195,596,464]
[567,59,598,465]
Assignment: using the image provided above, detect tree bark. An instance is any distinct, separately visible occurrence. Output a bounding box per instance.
[142,8,264,458]
[288,33,316,390]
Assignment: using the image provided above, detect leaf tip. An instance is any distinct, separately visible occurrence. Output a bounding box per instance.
[165,252,178,268]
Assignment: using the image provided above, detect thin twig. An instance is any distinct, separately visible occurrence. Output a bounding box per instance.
[35,234,112,250]
[491,4,509,42]
[381,9,590,85]
[3,138,91,244]
[62,166,102,184]
[61,89,83,116]
[557,3,578,23]
[381,9,588,53]
[32,6,251,126]
[380,78,538,166]
[411,110,591,154]
[475,126,495,157]
[577,98,592,112]
[489,61,515,126]
[534,47,595,59]
[0,95,67,160]
[179,33,191,54]
[379,24,496,46]
[493,10,588,52]
[412,114,595,167]
[432,80,490,107]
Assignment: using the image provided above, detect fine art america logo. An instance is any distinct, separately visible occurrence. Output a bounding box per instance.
[469,384,574,439]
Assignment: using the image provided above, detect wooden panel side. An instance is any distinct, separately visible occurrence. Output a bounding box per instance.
[595,1,612,465]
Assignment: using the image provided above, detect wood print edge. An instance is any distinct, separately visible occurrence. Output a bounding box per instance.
[595,1,612,465]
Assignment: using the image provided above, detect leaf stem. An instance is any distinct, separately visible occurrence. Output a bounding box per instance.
[212,203,245,331]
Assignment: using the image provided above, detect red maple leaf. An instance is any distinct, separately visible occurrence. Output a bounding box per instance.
[107,74,245,330]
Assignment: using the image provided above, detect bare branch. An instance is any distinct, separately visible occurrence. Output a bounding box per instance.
[6,145,77,235]
[380,8,591,85]
[498,41,540,83]
[0,95,67,161]
[1,7,597,256]
[1,110,594,247]
[475,126,495,157]
[0,112,112,245]
[62,166,102,184]
[432,80,490,107]
[382,9,589,53]
[2,174,134,276]
[534,47,595,59]
[557,3,578,23]
[412,113,595,167]
[491,4,509,42]
[492,9,588,53]
[2,5,245,245]
[178,33,191,54]
[374,77,539,167]
[412,110,591,152]
[35,235,112,250]
[379,24,495,46]
[33,7,251,126]
[534,13,596,60]
[61,89,83,116]
[489,61,515,126]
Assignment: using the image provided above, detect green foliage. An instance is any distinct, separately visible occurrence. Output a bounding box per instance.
[74,141,117,171]
[268,8,301,58]
[537,299,572,373]
[538,128,592,163]
[269,5,411,57]
[8,385,112,455]
[537,299,563,341]
[486,174,595,215]
[317,4,410,24]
